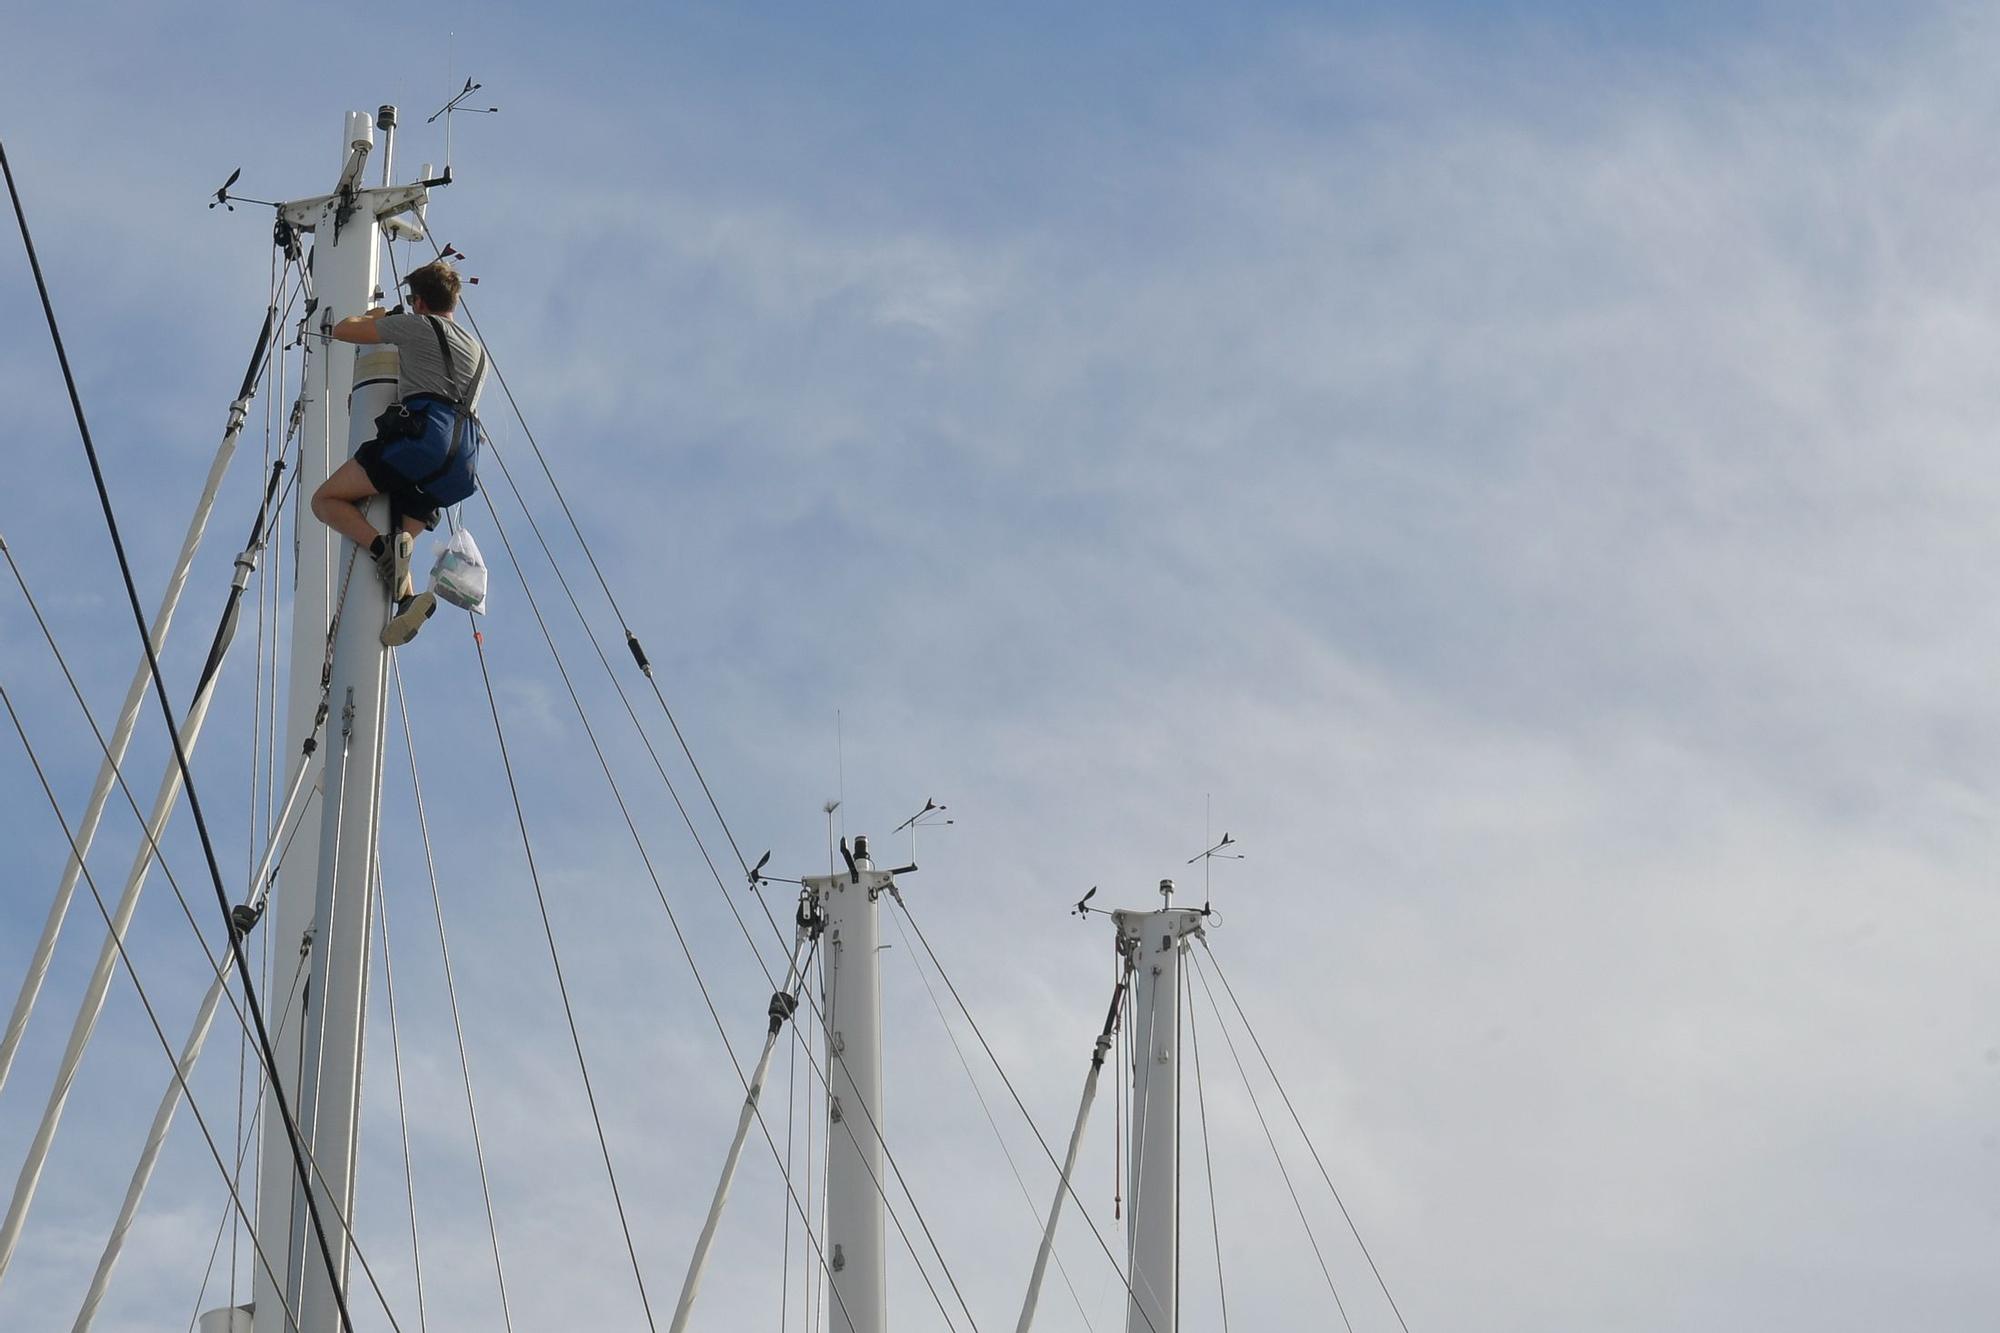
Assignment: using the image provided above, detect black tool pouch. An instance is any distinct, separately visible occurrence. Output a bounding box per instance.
[373,403,425,441]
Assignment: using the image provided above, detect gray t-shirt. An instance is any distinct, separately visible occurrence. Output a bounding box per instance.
[377,313,486,410]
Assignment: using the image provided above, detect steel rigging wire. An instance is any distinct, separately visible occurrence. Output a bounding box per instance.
[467,624,664,1333]
[1,682,303,1333]
[464,487,962,1333]
[180,947,312,1333]
[408,230,995,1325]
[373,861,430,1333]
[890,895,1166,1333]
[391,659,518,1333]
[1,523,357,1330]
[1197,940,1414,1332]
[420,234,762,889]
[1187,950,1354,1333]
[1183,960,1231,1332]
[3,137,362,1333]
[408,211,1170,1333]
[886,905,1101,1331]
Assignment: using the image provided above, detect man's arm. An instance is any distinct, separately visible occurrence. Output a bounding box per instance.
[330,307,390,344]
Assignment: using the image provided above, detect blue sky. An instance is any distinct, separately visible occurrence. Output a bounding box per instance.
[4,3,1999,1330]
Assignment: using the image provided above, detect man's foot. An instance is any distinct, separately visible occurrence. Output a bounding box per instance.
[381,590,437,647]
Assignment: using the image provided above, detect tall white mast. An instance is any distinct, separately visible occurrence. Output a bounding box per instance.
[245,108,429,1333]
[1114,883,1205,1333]
[809,835,891,1333]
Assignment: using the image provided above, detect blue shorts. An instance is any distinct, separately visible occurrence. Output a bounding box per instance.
[356,395,481,523]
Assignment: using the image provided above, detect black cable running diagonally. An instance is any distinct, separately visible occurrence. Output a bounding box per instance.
[467,625,661,1332]
[428,241,757,880]
[468,478,966,1328]
[1199,941,1414,1333]
[373,861,429,1333]
[182,946,313,1333]
[891,894,1165,1333]
[390,659,517,1333]
[425,223,1080,1329]
[886,905,1101,1331]
[451,544,860,1333]
[1,683,304,1333]
[473,483,778,987]
[2,140,360,1333]
[1187,950,1353,1333]
[1183,961,1231,1332]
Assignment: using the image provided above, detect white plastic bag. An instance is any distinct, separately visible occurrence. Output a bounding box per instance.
[429,526,488,614]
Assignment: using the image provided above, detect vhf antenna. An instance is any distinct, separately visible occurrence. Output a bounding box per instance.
[427,76,498,180]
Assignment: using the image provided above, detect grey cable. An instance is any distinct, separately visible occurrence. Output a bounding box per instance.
[1188,951,1353,1333]
[1184,965,1230,1332]
[1199,940,1414,1333]
[390,659,516,1333]
[892,896,1165,1333]
[468,626,662,1332]
[374,862,429,1333]
[2,681,303,1333]
[888,906,1100,1331]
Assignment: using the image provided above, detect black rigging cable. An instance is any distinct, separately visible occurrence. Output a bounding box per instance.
[472,428,782,985]
[2,139,359,1333]
[1188,950,1353,1333]
[467,624,662,1332]
[418,233,998,1330]
[431,242,757,879]
[183,945,311,1333]
[466,491,932,1333]
[374,862,430,1333]
[1184,963,1231,1332]
[890,894,1165,1333]
[4,511,346,1328]
[1199,941,1414,1333]
[391,659,517,1333]
[1,682,304,1333]
[887,906,1102,1331]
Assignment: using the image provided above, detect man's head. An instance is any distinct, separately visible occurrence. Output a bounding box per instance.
[403,262,462,315]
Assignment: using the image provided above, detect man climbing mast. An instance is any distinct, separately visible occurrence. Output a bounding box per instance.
[310,259,486,646]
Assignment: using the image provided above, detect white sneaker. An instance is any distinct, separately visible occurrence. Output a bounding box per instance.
[393,531,417,600]
[381,591,437,647]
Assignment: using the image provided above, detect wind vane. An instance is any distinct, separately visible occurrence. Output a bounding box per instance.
[892,796,951,865]
[428,76,499,177]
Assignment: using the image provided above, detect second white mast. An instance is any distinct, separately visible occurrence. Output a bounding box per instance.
[812,835,892,1333]
[1115,886,1206,1333]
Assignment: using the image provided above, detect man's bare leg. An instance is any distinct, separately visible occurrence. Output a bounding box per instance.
[309,460,383,551]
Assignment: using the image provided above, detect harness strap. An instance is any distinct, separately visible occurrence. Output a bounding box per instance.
[412,315,487,490]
